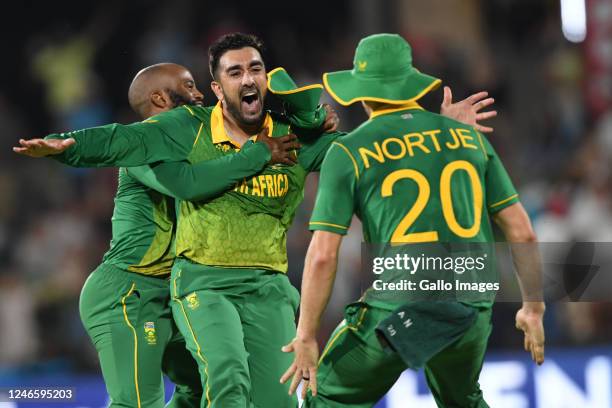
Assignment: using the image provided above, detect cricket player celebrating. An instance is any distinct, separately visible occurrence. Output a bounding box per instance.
[15,32,499,408]
[15,33,339,407]
[13,61,299,408]
[281,34,545,408]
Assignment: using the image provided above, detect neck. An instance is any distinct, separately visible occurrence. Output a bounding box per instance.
[364,100,423,119]
[144,106,166,119]
[221,104,264,144]
[364,101,397,116]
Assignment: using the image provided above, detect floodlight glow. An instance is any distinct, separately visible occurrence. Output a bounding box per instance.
[561,0,587,43]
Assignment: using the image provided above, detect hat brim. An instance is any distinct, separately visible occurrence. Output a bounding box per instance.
[323,69,441,106]
[267,67,323,110]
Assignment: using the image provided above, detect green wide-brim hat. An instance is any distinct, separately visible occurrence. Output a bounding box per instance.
[323,33,441,106]
[267,67,323,112]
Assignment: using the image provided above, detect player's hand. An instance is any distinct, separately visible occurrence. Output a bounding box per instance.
[280,336,319,398]
[320,103,340,133]
[13,138,76,157]
[515,303,545,365]
[255,127,301,165]
[440,86,497,133]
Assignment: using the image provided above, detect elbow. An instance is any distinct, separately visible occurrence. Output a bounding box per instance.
[169,187,199,201]
[177,193,197,201]
[169,176,205,201]
[310,250,338,271]
[306,231,343,275]
[494,204,538,243]
[179,189,218,202]
[506,225,538,243]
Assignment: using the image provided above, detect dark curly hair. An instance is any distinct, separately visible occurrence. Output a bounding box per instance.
[208,33,265,79]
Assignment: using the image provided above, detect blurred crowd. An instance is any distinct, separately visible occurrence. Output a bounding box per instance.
[1,0,610,376]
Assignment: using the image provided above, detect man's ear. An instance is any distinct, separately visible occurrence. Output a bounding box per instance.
[211,81,224,102]
[151,90,169,109]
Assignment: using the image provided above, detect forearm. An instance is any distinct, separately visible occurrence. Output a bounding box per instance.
[296,238,339,340]
[494,204,544,306]
[45,122,190,167]
[130,141,271,201]
[182,141,270,200]
[509,239,545,308]
[46,124,146,167]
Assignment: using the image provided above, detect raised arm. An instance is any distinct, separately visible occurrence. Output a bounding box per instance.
[440,86,497,133]
[292,104,345,172]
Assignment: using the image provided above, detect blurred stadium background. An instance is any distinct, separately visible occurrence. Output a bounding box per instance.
[0,0,611,407]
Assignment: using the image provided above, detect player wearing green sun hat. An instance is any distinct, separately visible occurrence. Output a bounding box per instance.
[15,32,509,408]
[281,33,545,408]
[322,38,441,106]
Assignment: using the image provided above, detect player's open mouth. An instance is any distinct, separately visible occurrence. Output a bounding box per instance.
[241,90,261,115]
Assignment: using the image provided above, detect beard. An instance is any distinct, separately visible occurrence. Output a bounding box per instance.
[222,86,264,126]
[168,90,202,108]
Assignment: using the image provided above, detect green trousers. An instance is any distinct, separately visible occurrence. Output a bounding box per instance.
[79,263,202,408]
[170,259,300,408]
[304,303,492,408]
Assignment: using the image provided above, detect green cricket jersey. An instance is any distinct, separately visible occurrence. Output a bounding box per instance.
[102,168,176,276]
[309,103,519,304]
[47,103,339,274]
[47,105,274,277]
[174,103,337,272]
[310,103,518,239]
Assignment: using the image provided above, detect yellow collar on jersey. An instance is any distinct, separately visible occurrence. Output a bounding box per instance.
[369,101,424,119]
[211,102,274,147]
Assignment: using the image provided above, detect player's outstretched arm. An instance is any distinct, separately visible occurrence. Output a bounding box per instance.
[281,231,343,398]
[13,107,197,167]
[128,131,301,201]
[13,137,76,157]
[493,202,545,365]
[440,86,497,133]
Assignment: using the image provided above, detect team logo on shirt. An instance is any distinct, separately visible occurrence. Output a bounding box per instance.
[144,322,157,345]
[186,292,200,310]
[215,144,233,152]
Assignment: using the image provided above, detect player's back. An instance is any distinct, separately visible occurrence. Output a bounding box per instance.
[339,106,512,244]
